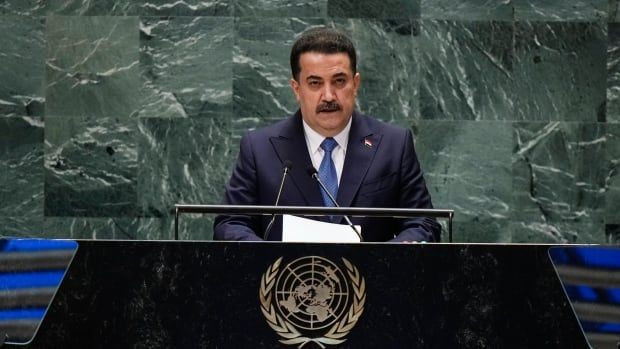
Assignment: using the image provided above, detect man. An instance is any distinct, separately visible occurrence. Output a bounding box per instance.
[214,27,440,242]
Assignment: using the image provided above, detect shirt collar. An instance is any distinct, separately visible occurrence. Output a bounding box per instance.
[302,116,352,154]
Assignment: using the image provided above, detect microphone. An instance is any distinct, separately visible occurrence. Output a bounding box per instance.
[306,166,364,242]
[264,160,293,240]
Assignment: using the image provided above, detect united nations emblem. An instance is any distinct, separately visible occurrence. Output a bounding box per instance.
[259,256,366,348]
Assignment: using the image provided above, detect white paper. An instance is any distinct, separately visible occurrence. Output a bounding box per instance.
[282,214,361,243]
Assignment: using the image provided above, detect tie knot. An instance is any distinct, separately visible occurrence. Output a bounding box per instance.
[320,137,338,153]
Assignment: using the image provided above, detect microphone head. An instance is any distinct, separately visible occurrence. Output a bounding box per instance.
[283,160,293,171]
[306,166,318,177]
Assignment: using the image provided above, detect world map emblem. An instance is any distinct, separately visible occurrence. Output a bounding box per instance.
[259,256,366,348]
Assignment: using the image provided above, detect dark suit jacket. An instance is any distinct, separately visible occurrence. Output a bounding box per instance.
[213,110,441,242]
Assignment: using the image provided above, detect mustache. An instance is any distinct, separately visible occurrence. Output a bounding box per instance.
[316,101,341,113]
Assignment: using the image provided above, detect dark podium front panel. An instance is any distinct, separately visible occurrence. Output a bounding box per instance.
[4,241,588,349]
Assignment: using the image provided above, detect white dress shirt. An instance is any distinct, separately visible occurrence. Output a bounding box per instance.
[302,117,352,184]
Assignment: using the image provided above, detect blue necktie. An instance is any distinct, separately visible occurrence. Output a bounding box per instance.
[318,137,339,208]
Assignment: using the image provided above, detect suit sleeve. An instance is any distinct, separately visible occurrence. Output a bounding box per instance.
[391,129,442,242]
[213,132,263,241]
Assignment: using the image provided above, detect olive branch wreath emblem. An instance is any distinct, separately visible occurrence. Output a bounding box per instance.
[259,257,366,349]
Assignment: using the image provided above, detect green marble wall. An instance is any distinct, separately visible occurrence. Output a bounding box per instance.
[0,0,618,243]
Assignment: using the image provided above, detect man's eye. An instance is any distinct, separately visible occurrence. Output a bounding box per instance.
[308,81,320,86]
[335,78,346,86]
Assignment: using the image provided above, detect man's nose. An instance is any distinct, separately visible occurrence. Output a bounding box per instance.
[322,84,335,101]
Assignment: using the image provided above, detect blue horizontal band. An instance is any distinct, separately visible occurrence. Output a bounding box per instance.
[0,308,46,321]
[0,271,65,290]
[550,247,620,269]
[564,285,620,304]
[581,320,620,334]
[0,239,77,253]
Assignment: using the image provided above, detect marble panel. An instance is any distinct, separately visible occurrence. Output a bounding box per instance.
[607,22,620,122]
[40,216,209,240]
[0,1,46,15]
[40,0,137,15]
[327,0,420,19]
[612,0,620,21]
[512,122,606,228]
[414,121,512,225]
[419,20,514,120]
[0,0,230,15]
[343,19,419,125]
[43,217,139,239]
[607,124,620,223]
[139,17,233,119]
[0,117,44,217]
[44,116,137,216]
[136,0,231,16]
[233,17,325,133]
[46,16,140,118]
[0,16,45,117]
[420,0,514,21]
[136,215,214,240]
[513,0,606,21]
[137,118,234,220]
[450,219,511,243]
[510,220,606,243]
[513,21,606,121]
[0,216,44,238]
[234,0,327,17]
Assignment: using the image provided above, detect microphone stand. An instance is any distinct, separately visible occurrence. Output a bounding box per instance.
[263,161,292,240]
[307,167,364,242]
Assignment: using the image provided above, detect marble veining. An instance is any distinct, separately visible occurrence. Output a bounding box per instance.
[607,23,620,122]
[0,0,231,16]
[513,0,607,21]
[611,0,620,22]
[44,116,137,217]
[512,122,607,242]
[606,124,620,223]
[234,0,327,17]
[46,16,140,118]
[513,21,606,121]
[233,17,325,133]
[347,19,419,125]
[0,216,44,237]
[420,0,514,20]
[42,217,138,239]
[328,0,420,19]
[0,17,45,117]
[420,20,514,120]
[139,16,233,119]
[0,117,44,217]
[137,117,232,240]
[415,121,512,227]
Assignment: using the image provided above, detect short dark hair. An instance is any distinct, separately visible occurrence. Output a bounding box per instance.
[290,27,357,81]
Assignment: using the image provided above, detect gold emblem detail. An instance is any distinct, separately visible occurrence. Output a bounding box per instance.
[259,256,366,348]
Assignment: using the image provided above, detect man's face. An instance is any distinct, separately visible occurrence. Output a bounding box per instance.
[290,52,360,137]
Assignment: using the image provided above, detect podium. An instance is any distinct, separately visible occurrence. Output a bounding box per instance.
[2,241,589,348]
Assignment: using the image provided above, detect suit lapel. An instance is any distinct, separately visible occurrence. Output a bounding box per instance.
[270,111,324,207]
[336,113,381,222]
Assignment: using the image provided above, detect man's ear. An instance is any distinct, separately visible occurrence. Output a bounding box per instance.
[290,78,300,102]
[353,72,361,96]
